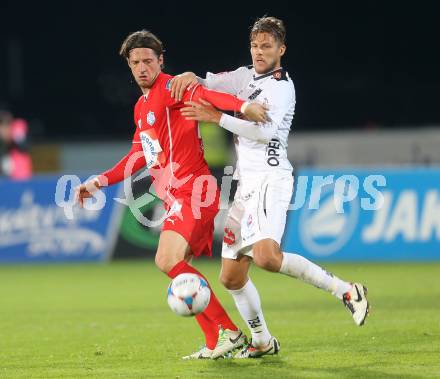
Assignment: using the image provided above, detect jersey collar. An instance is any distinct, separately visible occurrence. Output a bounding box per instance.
[253,67,284,81]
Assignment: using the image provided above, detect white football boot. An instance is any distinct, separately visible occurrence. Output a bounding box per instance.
[342,283,370,326]
[182,346,213,360]
[211,328,247,359]
[234,337,281,358]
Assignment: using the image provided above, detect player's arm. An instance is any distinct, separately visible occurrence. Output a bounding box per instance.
[183,84,268,123]
[170,67,250,100]
[75,139,145,207]
[182,84,294,143]
[182,100,275,143]
[218,93,292,143]
[199,67,250,93]
[97,141,145,186]
[170,72,198,101]
[219,114,276,143]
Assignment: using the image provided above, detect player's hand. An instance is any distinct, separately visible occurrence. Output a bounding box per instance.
[242,102,269,123]
[181,99,222,124]
[75,178,101,208]
[170,72,198,101]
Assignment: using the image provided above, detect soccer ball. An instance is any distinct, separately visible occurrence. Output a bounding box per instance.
[167,273,211,317]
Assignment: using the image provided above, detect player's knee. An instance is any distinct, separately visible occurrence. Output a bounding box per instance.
[220,271,245,290]
[155,252,172,274]
[253,248,282,272]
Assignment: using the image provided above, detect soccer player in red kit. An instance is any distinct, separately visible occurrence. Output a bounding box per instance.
[76,30,267,359]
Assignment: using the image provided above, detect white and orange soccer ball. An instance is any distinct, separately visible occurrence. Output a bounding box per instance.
[167,273,211,316]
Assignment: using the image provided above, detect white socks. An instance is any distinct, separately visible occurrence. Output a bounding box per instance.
[228,279,272,347]
[228,253,352,348]
[279,252,352,299]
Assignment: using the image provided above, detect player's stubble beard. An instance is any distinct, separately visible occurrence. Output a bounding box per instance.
[137,70,161,93]
[253,50,281,75]
[255,59,280,75]
[261,61,277,75]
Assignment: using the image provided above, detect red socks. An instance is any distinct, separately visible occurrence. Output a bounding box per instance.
[168,260,238,349]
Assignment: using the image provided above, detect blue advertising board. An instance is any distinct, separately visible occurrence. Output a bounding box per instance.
[281,167,440,261]
[0,175,123,263]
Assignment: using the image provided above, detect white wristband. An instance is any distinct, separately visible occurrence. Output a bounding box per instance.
[93,177,102,188]
[240,102,249,114]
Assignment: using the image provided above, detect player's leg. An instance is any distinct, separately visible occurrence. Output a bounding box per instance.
[156,230,215,358]
[279,253,371,325]
[252,238,352,299]
[221,256,272,347]
[216,255,280,358]
[155,230,239,358]
[156,231,214,358]
[252,240,369,325]
[255,172,353,298]
[215,194,277,358]
[155,229,192,274]
[253,173,369,325]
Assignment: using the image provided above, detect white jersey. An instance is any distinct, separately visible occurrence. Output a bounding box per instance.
[201,66,295,179]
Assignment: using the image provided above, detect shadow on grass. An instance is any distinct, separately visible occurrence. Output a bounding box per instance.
[293,366,428,379]
[211,355,286,367]
[185,358,427,379]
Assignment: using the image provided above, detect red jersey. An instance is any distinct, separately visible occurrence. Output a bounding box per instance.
[100,72,244,202]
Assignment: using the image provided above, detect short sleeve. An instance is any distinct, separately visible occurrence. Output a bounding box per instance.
[203,66,253,96]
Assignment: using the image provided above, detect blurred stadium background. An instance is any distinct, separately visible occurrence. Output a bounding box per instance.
[1,1,439,378]
[1,1,439,261]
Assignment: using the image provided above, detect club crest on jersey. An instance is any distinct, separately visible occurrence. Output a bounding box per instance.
[272,69,288,81]
[165,79,172,91]
[147,111,156,126]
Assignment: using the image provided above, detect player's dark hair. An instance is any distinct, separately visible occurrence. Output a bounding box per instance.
[250,16,286,45]
[119,30,165,60]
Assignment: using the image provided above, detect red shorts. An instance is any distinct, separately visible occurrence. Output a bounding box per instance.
[161,173,220,257]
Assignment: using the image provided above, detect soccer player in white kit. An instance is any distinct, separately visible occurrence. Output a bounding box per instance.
[172,16,369,359]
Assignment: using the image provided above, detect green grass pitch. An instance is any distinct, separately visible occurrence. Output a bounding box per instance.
[1,260,439,378]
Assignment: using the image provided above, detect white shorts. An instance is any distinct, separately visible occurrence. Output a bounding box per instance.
[221,172,294,260]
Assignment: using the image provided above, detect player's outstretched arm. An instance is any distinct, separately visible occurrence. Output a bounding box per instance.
[219,114,277,143]
[185,85,267,123]
[75,178,102,208]
[75,142,145,208]
[171,67,251,100]
[98,142,145,186]
[181,99,267,124]
[181,100,276,143]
